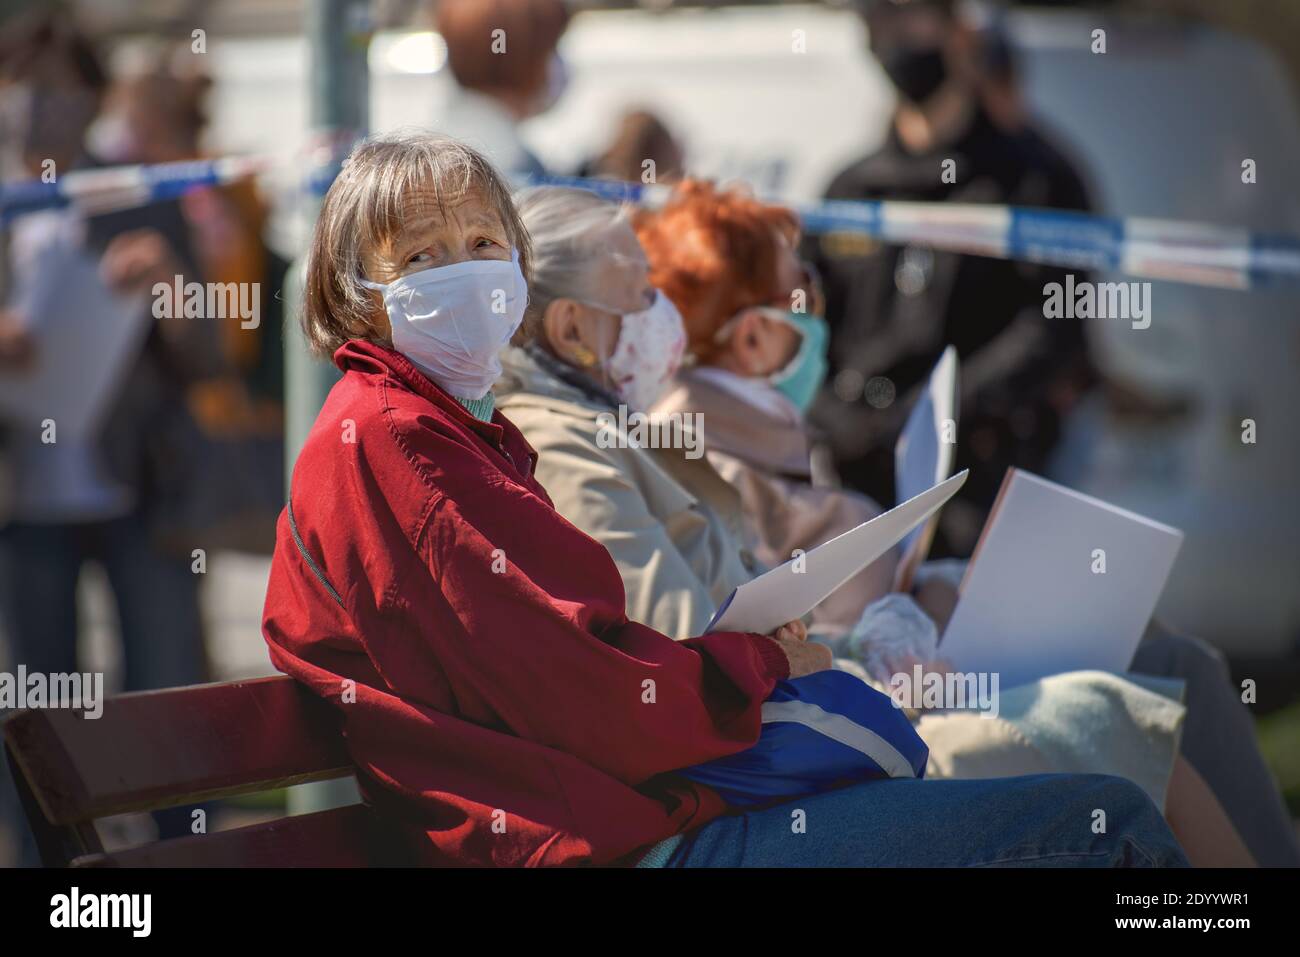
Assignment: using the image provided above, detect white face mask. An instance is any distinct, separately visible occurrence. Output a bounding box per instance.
[362,250,528,399]
[604,290,687,412]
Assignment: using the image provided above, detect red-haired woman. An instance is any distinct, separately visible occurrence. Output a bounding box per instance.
[640,181,893,636]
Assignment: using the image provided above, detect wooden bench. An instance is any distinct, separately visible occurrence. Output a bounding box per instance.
[3,675,413,866]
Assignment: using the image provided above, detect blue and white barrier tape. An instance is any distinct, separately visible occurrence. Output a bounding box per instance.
[524,174,1300,291]
[2,156,1297,291]
[0,156,269,223]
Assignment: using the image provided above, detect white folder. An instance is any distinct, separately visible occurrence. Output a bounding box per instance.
[0,241,149,518]
[0,244,149,439]
[707,470,968,634]
[893,345,959,592]
[939,469,1184,688]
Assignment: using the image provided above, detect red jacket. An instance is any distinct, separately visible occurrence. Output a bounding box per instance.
[262,341,788,866]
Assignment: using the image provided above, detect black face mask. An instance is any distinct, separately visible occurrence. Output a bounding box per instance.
[880,46,949,105]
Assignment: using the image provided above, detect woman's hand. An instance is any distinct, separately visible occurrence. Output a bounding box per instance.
[848,593,940,685]
[99,229,184,295]
[0,309,35,369]
[767,619,831,679]
[772,619,807,643]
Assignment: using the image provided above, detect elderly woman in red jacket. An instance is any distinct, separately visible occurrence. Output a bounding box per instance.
[260,131,1185,867]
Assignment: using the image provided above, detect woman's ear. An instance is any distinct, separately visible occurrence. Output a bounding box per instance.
[358,248,394,341]
[364,291,393,342]
[728,309,769,376]
[718,309,798,379]
[542,298,598,368]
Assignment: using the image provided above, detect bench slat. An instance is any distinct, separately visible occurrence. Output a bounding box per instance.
[71,804,414,867]
[3,676,353,825]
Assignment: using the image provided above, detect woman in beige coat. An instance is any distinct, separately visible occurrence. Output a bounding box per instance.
[496,184,1257,866]
[495,187,758,640]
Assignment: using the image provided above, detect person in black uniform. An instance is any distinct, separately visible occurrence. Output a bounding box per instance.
[808,0,1097,554]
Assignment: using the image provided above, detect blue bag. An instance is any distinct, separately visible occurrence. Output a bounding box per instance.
[678,669,929,807]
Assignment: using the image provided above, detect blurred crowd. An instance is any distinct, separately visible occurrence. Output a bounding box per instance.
[1,12,290,666]
[0,8,288,863]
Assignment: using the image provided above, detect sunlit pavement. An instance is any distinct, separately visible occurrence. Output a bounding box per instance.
[78,549,279,689]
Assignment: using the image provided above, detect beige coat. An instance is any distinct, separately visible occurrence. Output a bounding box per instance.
[652,366,897,636]
[495,348,760,638]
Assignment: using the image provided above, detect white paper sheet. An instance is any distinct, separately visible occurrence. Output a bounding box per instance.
[0,245,149,439]
[939,470,1184,688]
[0,240,150,518]
[707,470,968,634]
[893,346,959,591]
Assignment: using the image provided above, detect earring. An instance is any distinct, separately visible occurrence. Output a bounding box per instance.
[571,345,598,368]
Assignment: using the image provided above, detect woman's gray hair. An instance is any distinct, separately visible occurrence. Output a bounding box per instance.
[513,186,632,327]
[301,129,532,357]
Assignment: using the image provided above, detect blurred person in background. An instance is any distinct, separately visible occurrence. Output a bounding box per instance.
[89,50,288,549]
[576,108,685,184]
[431,0,571,176]
[809,0,1096,554]
[0,11,214,864]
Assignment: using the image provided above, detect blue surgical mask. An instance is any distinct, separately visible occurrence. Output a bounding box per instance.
[769,311,829,412]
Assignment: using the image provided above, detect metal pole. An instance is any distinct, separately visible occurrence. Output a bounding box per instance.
[285,0,372,817]
[285,0,371,475]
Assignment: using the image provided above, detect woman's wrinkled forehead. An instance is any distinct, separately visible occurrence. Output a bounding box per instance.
[368,178,505,253]
[361,180,512,270]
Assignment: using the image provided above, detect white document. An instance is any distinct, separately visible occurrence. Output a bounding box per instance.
[708,470,968,634]
[939,470,1184,689]
[893,346,959,591]
[0,245,149,438]
[0,241,150,518]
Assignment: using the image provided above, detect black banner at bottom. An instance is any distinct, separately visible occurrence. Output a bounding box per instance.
[0,865,1281,943]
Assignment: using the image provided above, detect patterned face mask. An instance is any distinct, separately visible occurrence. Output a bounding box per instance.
[597,290,687,412]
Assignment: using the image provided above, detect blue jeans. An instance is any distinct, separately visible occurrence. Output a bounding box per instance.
[0,515,207,690]
[664,774,1188,867]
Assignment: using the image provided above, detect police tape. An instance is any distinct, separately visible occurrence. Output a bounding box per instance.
[529,174,1300,292]
[0,156,271,222]
[2,156,1297,291]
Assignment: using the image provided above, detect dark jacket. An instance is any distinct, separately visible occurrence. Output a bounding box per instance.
[808,107,1097,551]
